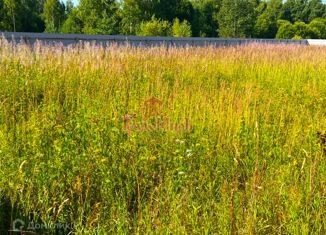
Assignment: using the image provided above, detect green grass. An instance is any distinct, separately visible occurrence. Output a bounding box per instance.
[0,41,325,234]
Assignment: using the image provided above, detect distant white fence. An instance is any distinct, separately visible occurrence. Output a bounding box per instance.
[1,32,324,47]
[306,39,326,46]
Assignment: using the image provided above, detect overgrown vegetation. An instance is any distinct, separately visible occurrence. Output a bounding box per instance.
[137,17,192,37]
[0,41,325,234]
[1,0,326,39]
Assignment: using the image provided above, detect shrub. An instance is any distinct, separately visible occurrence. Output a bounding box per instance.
[171,18,192,37]
[308,18,326,39]
[276,20,295,39]
[137,16,171,36]
[276,19,323,39]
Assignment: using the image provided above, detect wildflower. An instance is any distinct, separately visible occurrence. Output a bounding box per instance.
[176,139,185,144]
[186,149,193,157]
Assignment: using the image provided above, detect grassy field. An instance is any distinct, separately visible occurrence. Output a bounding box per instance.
[0,40,325,234]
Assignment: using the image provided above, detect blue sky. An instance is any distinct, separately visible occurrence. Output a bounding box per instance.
[68,0,79,6]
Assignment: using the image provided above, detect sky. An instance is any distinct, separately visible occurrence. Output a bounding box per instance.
[68,0,79,6]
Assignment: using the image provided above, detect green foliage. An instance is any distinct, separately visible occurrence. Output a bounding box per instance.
[276,20,295,39]
[277,19,290,28]
[276,19,325,39]
[191,0,220,37]
[292,34,302,40]
[172,18,192,37]
[3,0,16,31]
[77,0,121,35]
[60,9,83,34]
[281,0,306,23]
[302,0,325,22]
[43,0,65,33]
[65,0,74,15]
[0,0,45,32]
[308,18,326,38]
[153,0,194,22]
[217,0,255,38]
[137,16,171,37]
[120,0,145,35]
[294,21,310,38]
[293,21,315,39]
[280,0,325,24]
[120,0,193,35]
[254,0,282,38]
[133,16,192,37]
[19,0,45,32]
[1,0,326,38]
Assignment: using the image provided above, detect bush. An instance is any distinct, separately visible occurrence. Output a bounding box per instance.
[276,20,321,39]
[276,20,295,39]
[308,18,326,39]
[137,16,171,37]
[171,18,192,37]
[293,21,311,39]
[292,35,302,40]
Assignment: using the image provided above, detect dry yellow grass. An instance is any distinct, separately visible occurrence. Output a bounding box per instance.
[0,41,325,234]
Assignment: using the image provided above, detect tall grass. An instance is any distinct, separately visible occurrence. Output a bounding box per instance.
[0,40,325,234]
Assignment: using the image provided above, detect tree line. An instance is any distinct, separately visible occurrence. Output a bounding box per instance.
[1,0,326,39]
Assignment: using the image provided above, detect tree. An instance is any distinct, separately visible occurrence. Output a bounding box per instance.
[275,19,318,39]
[1,0,326,38]
[120,0,193,35]
[276,19,321,39]
[120,0,146,35]
[137,16,171,36]
[308,18,326,38]
[254,0,282,38]
[77,0,120,35]
[276,20,296,38]
[217,0,255,38]
[293,21,309,38]
[43,0,65,32]
[65,0,74,14]
[280,0,307,23]
[0,0,45,32]
[172,18,192,37]
[152,0,194,22]
[4,0,16,31]
[301,0,325,22]
[191,0,221,37]
[293,21,319,38]
[61,8,83,34]
[20,0,45,32]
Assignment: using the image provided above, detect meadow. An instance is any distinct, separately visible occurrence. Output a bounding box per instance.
[0,40,325,234]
